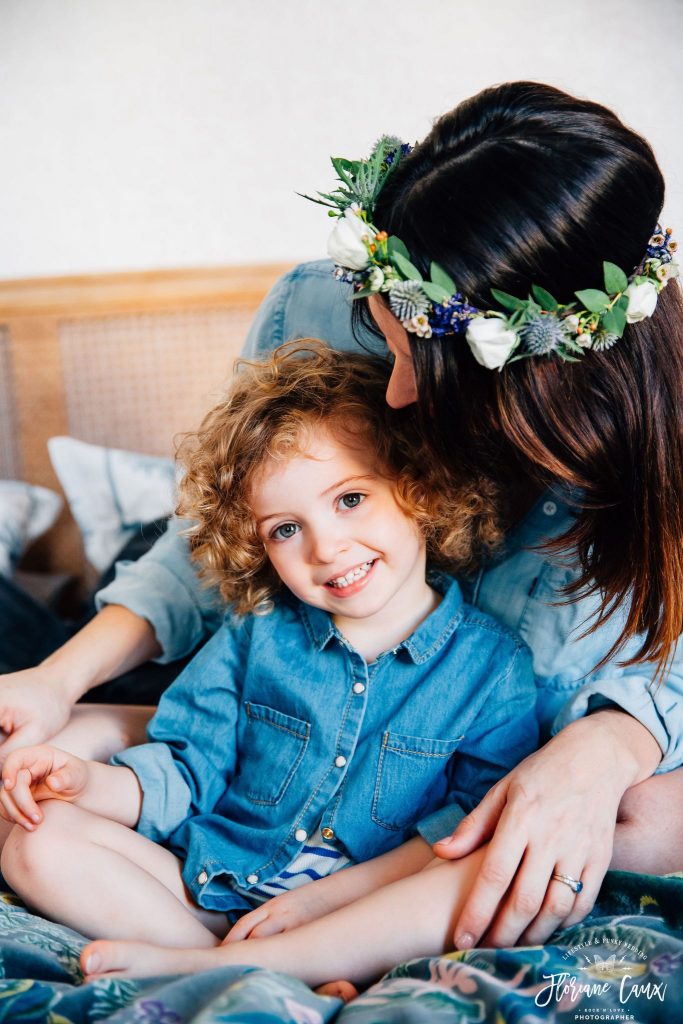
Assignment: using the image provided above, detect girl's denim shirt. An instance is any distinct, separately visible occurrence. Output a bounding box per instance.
[98,260,683,773]
[113,574,537,914]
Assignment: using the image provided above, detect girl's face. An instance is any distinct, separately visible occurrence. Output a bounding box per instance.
[250,427,428,628]
[368,295,418,408]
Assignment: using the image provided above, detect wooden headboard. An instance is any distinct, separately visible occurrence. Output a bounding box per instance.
[0,264,291,579]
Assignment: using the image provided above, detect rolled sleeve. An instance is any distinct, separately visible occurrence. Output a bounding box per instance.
[552,660,683,773]
[112,742,195,842]
[95,518,223,662]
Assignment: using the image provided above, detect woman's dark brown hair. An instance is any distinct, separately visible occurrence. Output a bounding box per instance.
[366,81,683,674]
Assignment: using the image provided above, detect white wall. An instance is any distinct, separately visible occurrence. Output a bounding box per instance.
[1,0,681,279]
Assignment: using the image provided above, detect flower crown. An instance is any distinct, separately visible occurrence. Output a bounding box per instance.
[305,137,679,370]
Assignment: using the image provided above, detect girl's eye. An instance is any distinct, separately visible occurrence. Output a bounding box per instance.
[271,522,300,541]
[338,492,365,510]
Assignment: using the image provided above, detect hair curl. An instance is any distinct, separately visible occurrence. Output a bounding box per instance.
[176,340,502,614]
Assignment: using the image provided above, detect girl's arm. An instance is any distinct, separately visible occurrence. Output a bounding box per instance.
[0,744,143,829]
[225,835,435,942]
[433,708,662,949]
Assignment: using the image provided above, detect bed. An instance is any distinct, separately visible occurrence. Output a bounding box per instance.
[1,267,682,1021]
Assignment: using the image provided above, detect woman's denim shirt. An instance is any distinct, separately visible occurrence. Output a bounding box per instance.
[112,575,537,914]
[98,260,683,772]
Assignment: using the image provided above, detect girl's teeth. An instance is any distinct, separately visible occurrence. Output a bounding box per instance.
[330,560,373,588]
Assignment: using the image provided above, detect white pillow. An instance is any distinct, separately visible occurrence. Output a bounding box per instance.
[0,481,63,577]
[48,437,177,572]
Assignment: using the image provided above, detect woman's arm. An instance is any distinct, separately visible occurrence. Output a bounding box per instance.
[0,605,160,760]
[433,708,662,948]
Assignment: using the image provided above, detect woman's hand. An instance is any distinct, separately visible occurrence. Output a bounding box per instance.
[0,744,89,830]
[432,711,662,948]
[0,668,74,762]
[223,886,337,943]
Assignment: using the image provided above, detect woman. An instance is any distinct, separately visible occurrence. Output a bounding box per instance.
[1,81,681,954]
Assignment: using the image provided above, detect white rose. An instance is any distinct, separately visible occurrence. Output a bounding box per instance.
[327,210,375,271]
[624,280,658,323]
[465,316,518,370]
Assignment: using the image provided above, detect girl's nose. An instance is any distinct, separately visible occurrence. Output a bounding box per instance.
[308,527,348,564]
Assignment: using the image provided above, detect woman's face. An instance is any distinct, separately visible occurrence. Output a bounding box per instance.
[368,295,418,408]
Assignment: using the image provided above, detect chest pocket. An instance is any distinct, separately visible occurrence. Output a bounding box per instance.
[236,702,310,805]
[372,731,463,831]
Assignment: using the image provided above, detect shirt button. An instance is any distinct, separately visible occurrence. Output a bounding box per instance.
[335,755,347,768]
[197,870,208,885]
[246,873,259,885]
[353,682,365,694]
[321,827,335,840]
[295,828,308,842]
[543,501,557,516]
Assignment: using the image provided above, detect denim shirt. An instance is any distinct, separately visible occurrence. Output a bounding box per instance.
[97,259,683,771]
[112,575,537,914]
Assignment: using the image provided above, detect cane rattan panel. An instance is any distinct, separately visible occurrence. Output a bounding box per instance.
[0,326,20,479]
[58,307,252,458]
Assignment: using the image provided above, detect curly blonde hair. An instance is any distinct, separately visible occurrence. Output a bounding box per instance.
[176,340,502,614]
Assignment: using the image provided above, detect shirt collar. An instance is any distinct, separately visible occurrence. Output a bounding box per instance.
[297,570,464,665]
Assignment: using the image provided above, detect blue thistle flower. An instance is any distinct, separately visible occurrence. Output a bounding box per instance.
[389,281,429,322]
[592,331,619,352]
[519,314,570,356]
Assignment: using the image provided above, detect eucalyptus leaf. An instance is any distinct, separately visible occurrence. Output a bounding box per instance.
[575,289,611,313]
[388,236,410,259]
[430,262,456,295]
[603,307,627,337]
[392,251,424,282]
[422,282,451,304]
[491,288,526,312]
[351,287,375,299]
[615,294,630,313]
[531,285,559,311]
[603,261,629,294]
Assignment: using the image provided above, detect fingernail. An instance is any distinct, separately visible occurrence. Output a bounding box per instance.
[84,953,101,974]
[456,932,475,950]
[434,835,456,846]
[31,814,40,823]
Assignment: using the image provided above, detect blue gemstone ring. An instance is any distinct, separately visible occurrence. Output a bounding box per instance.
[552,872,584,895]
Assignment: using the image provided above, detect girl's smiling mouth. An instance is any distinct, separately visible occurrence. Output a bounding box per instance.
[325,559,377,595]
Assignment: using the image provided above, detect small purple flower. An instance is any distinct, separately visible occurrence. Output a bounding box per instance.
[430,294,480,336]
[135,999,182,1024]
[650,952,683,977]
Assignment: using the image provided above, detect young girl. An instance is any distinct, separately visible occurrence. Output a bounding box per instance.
[1,81,681,951]
[0,342,538,991]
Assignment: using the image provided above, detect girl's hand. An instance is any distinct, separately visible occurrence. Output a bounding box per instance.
[432,712,660,948]
[223,886,334,943]
[0,745,89,830]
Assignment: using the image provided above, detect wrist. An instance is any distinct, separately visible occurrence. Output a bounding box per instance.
[582,709,662,787]
[37,651,93,703]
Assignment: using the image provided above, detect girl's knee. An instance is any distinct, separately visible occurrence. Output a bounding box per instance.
[1,801,74,894]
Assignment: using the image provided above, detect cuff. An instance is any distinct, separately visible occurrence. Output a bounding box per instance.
[111,743,191,842]
[95,561,222,663]
[415,803,468,846]
[552,675,672,772]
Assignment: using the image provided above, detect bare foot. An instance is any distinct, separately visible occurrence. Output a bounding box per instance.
[315,980,359,1002]
[81,939,225,980]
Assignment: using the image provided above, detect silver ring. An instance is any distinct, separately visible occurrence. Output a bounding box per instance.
[552,872,584,895]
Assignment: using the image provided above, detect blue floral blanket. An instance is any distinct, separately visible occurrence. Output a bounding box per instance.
[1,871,682,1022]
